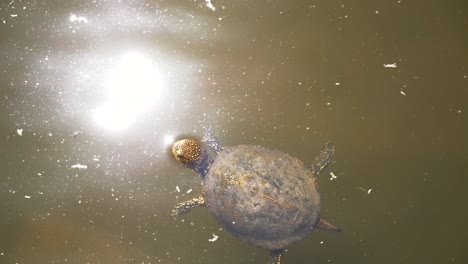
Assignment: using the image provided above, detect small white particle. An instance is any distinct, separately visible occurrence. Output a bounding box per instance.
[186,189,193,194]
[375,10,379,14]
[367,189,372,194]
[25,195,31,199]
[335,82,341,86]
[320,241,324,244]
[175,186,180,193]
[17,129,23,136]
[0,252,3,255]
[78,200,82,204]
[329,172,337,181]
[208,234,219,242]
[10,14,18,17]
[400,91,406,96]
[383,63,398,68]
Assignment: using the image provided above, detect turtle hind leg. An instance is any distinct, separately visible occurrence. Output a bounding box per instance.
[311,143,334,177]
[170,196,205,220]
[268,249,283,264]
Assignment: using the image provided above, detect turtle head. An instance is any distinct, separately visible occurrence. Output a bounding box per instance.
[172,139,212,177]
[172,139,203,165]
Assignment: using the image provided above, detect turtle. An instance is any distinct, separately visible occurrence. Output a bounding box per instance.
[170,128,341,264]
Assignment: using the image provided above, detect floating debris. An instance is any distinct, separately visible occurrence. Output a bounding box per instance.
[400,90,406,96]
[205,0,216,11]
[359,187,373,194]
[175,186,180,193]
[383,63,397,68]
[186,189,193,194]
[329,172,337,181]
[71,164,87,170]
[69,14,88,23]
[73,131,81,138]
[17,129,23,136]
[208,234,219,242]
[24,195,31,199]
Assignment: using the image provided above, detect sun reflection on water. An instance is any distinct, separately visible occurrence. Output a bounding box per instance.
[93,52,165,131]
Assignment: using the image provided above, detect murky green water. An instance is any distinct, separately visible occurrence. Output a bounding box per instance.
[1,1,467,263]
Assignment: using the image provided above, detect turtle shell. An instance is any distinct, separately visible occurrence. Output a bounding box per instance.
[204,145,321,250]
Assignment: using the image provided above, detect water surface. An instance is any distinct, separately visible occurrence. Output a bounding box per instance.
[1,1,467,263]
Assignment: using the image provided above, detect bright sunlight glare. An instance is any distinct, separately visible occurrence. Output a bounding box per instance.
[93,52,164,131]
[163,134,175,145]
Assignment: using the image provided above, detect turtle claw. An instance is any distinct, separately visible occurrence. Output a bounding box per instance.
[268,249,283,264]
[202,127,224,154]
[170,196,206,220]
[317,218,342,232]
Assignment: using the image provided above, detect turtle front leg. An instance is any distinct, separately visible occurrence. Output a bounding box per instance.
[170,196,206,220]
[268,249,283,264]
[311,143,335,177]
[202,127,223,154]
